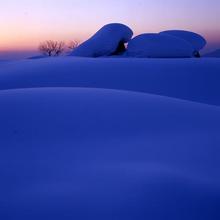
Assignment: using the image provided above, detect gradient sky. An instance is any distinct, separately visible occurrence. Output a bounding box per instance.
[0,0,220,52]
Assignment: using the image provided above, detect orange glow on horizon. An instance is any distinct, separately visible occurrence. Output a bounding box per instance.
[1,30,219,52]
[0,25,94,51]
[0,34,88,51]
[1,0,220,52]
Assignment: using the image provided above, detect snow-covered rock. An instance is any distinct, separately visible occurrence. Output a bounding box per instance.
[204,49,220,58]
[126,33,194,58]
[70,23,133,57]
[160,30,207,52]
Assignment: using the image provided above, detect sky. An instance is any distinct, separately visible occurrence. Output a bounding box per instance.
[0,0,220,56]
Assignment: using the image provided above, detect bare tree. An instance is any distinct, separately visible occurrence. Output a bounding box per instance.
[54,41,65,56]
[39,40,65,57]
[68,40,80,50]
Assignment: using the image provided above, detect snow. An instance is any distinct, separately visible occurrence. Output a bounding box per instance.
[28,55,47,59]
[69,23,133,57]
[0,57,220,106]
[160,30,207,51]
[1,87,220,219]
[126,33,194,58]
[0,57,220,219]
[204,49,220,58]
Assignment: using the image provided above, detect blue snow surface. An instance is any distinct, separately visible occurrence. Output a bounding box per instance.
[0,57,220,219]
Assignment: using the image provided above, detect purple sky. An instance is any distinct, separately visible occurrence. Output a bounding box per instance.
[0,0,220,58]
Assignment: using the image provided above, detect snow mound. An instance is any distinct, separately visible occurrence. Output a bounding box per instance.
[0,57,220,106]
[126,33,194,58]
[204,49,220,58]
[28,55,47,60]
[160,30,207,52]
[0,87,220,219]
[70,23,133,57]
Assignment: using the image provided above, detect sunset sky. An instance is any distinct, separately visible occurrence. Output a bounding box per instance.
[0,0,220,53]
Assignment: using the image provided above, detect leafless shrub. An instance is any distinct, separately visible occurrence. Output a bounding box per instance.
[68,40,80,50]
[39,40,65,56]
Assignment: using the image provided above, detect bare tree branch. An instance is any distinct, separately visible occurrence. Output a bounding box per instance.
[39,40,66,57]
[54,41,65,56]
[68,40,80,50]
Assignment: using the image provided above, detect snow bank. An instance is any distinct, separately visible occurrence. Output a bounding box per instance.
[1,57,220,106]
[160,30,207,51]
[0,88,220,219]
[126,33,194,58]
[28,55,47,60]
[204,49,220,58]
[69,23,133,57]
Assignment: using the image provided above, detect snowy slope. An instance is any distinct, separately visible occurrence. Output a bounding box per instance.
[0,57,219,219]
[0,88,220,220]
[0,57,220,106]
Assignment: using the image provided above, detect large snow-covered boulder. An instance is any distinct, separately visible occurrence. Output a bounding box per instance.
[126,33,194,58]
[160,30,207,53]
[70,23,133,57]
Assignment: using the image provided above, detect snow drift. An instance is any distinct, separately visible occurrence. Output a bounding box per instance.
[126,33,194,58]
[69,23,133,57]
[160,30,207,52]
[0,88,220,220]
[204,49,220,58]
[0,55,219,219]
[1,57,220,106]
